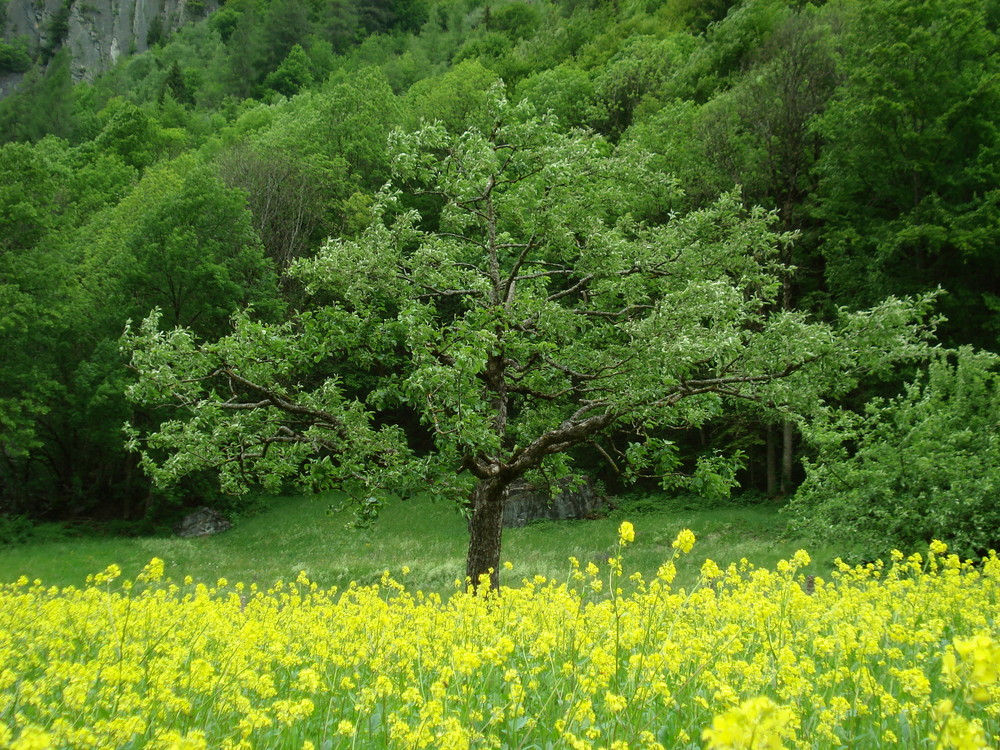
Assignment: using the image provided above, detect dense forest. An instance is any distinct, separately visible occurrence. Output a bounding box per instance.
[2,0,999,566]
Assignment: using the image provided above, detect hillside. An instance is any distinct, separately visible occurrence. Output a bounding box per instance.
[1,0,999,567]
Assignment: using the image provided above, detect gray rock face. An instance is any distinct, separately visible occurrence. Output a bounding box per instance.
[1,0,218,97]
[174,506,232,537]
[502,477,605,528]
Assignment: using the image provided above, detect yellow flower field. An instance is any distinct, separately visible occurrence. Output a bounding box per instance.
[0,526,997,749]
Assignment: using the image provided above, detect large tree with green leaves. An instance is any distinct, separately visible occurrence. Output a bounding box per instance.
[124,92,931,586]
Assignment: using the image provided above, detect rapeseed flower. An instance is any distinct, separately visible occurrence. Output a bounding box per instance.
[672,528,696,553]
[0,532,997,748]
[618,520,635,545]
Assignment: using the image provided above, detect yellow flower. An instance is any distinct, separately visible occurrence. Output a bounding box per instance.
[943,633,1000,702]
[932,699,989,750]
[140,557,165,582]
[701,559,723,580]
[10,727,53,750]
[672,528,696,554]
[657,561,677,583]
[618,521,635,545]
[702,696,796,750]
[605,691,628,713]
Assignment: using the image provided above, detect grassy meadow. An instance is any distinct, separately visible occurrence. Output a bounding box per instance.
[0,492,839,595]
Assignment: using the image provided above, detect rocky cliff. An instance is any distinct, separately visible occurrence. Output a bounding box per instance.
[1,0,217,97]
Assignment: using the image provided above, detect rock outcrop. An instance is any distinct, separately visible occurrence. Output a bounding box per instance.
[502,477,605,528]
[1,0,218,98]
[173,506,232,537]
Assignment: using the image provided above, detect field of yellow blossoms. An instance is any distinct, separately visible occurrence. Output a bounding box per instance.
[0,523,998,749]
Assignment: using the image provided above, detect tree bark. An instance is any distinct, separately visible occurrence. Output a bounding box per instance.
[780,420,794,495]
[766,423,778,497]
[465,477,509,591]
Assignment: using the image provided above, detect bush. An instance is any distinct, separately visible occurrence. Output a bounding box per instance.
[789,348,1000,561]
[0,38,32,74]
[0,514,37,546]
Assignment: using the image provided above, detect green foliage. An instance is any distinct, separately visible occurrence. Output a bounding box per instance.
[185,0,207,19]
[514,63,594,128]
[146,15,165,48]
[664,0,741,32]
[0,50,76,143]
[124,89,933,583]
[789,349,1000,561]
[0,36,32,74]
[589,33,696,139]
[405,58,498,131]
[0,140,76,462]
[92,99,173,170]
[83,154,282,335]
[0,0,997,539]
[42,0,74,62]
[812,0,1000,347]
[487,1,541,39]
[668,0,790,102]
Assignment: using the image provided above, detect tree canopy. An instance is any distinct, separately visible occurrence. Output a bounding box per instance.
[124,92,933,585]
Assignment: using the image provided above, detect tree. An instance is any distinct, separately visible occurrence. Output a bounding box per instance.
[92,99,171,171]
[84,155,282,337]
[0,49,76,144]
[0,141,73,471]
[217,143,327,273]
[124,92,932,588]
[263,43,315,98]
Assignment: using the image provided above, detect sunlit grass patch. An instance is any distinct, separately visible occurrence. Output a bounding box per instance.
[0,493,834,594]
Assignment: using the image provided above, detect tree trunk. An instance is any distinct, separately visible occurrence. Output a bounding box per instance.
[465,477,509,591]
[780,421,794,495]
[766,423,778,497]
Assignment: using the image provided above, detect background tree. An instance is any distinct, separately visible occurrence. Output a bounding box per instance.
[83,154,282,336]
[124,92,932,587]
[217,144,327,273]
[263,43,315,97]
[811,0,1000,349]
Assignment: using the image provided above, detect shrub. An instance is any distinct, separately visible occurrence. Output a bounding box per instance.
[789,348,1000,561]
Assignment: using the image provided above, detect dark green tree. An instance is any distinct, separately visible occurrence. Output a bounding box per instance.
[790,349,1000,561]
[84,155,281,336]
[0,49,76,144]
[263,43,314,97]
[92,99,170,170]
[812,0,1000,348]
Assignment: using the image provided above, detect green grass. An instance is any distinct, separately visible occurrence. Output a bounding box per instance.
[0,493,840,595]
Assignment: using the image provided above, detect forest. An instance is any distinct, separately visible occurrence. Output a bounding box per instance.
[1,0,999,575]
